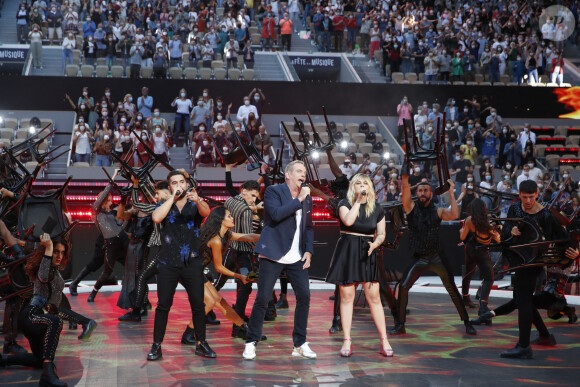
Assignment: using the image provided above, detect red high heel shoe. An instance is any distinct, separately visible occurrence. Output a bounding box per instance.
[340,338,353,357]
[379,337,394,357]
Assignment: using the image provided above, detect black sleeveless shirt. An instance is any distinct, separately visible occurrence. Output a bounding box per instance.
[407,200,441,255]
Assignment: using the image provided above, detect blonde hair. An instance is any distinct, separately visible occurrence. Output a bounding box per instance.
[285,160,306,175]
[347,173,376,218]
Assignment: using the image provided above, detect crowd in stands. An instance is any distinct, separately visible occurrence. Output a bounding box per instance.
[388,92,580,219]
[14,1,577,84]
[65,85,272,167]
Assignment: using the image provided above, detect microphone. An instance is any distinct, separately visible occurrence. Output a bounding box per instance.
[362,190,367,196]
[301,182,308,188]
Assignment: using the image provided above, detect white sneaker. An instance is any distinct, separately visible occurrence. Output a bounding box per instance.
[292,342,317,359]
[243,341,257,360]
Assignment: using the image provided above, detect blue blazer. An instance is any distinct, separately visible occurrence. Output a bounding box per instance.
[254,183,313,261]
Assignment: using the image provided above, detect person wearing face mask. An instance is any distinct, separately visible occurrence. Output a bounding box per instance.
[195,137,216,167]
[236,97,259,125]
[171,88,193,147]
[407,163,426,195]
[261,12,277,51]
[93,134,112,166]
[190,99,211,140]
[135,132,152,167]
[396,96,413,143]
[460,135,478,164]
[17,3,31,44]
[151,125,169,162]
[72,123,93,164]
[450,150,474,198]
[28,23,44,69]
[516,164,533,190]
[148,108,168,133]
[46,5,63,45]
[517,123,536,151]
[438,49,452,83]
[444,98,458,122]
[61,31,76,72]
[103,33,119,68]
[279,12,293,51]
[248,88,266,124]
[451,51,464,82]
[385,180,400,202]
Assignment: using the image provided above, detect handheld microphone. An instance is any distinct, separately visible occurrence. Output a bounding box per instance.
[301,182,309,188]
[362,190,367,196]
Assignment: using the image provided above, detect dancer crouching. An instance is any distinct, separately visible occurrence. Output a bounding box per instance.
[0,234,68,386]
[182,207,260,342]
[325,174,393,357]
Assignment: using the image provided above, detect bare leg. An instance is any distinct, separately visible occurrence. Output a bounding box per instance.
[326,148,344,179]
[216,298,245,326]
[339,284,356,352]
[363,282,392,351]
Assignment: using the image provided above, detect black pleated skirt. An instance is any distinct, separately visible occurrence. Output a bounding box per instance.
[326,234,379,285]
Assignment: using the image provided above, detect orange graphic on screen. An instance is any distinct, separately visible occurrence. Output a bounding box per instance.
[554,87,580,119]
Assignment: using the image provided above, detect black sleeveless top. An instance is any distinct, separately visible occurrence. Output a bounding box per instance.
[201,233,229,266]
[407,201,441,255]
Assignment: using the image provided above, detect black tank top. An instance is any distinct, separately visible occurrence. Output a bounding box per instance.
[407,201,441,255]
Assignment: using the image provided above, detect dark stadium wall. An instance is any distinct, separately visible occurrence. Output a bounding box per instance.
[0,76,568,118]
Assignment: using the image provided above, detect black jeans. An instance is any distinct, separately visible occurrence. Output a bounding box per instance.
[19,304,62,363]
[246,258,310,346]
[233,250,254,319]
[513,266,545,347]
[94,234,128,290]
[153,259,205,343]
[397,253,469,323]
[462,246,494,303]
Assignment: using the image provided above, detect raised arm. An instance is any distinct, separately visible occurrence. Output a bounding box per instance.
[401,171,414,215]
[437,179,458,221]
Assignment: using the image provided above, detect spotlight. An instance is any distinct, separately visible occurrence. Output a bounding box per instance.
[28,126,36,134]
[0,116,4,127]
[383,151,390,160]
[312,151,320,160]
[340,140,348,150]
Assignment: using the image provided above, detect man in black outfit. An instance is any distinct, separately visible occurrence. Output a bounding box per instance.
[147,170,215,360]
[498,180,578,359]
[390,164,477,336]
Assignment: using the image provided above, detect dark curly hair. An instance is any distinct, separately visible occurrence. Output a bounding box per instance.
[467,198,492,234]
[25,238,71,281]
[199,207,231,266]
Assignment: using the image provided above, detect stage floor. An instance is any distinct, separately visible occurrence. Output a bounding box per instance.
[1,289,579,386]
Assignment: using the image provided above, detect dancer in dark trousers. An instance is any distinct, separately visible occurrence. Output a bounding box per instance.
[147,170,215,360]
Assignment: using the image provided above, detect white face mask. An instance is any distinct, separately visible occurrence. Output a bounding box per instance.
[203,141,209,146]
[466,141,472,145]
[104,135,110,141]
[217,115,222,120]
[121,117,127,122]
[528,163,534,168]
[389,185,396,191]
[181,93,186,98]
[154,111,160,117]
[467,177,473,182]
[506,164,511,169]
[390,173,397,179]
[414,167,421,173]
[199,127,206,131]
[155,128,161,133]
[203,92,208,97]
[563,174,569,179]
[244,100,250,106]
[388,162,394,168]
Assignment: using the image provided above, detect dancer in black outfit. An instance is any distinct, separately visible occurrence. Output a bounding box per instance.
[68,233,105,296]
[389,167,477,336]
[325,174,393,357]
[459,198,500,316]
[493,180,578,359]
[118,181,171,322]
[87,172,129,302]
[0,234,68,386]
[147,170,215,360]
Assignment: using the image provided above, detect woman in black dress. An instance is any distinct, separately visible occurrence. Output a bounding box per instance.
[326,174,392,357]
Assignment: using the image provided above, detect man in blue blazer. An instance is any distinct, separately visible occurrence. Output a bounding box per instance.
[243,160,316,360]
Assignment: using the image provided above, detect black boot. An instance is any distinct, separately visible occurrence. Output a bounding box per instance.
[78,320,97,340]
[329,315,342,333]
[87,290,98,303]
[147,343,162,361]
[478,301,490,316]
[389,323,406,335]
[264,301,277,321]
[39,361,67,386]
[471,311,494,326]
[118,310,141,322]
[564,306,577,324]
[232,323,267,340]
[464,320,477,335]
[206,310,220,325]
[500,343,533,359]
[181,326,197,345]
[69,267,91,296]
[463,295,477,308]
[530,333,557,347]
[275,293,289,309]
[195,341,217,358]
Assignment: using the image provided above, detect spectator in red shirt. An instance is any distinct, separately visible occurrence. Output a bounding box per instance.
[346,12,358,52]
[261,12,277,51]
[332,11,346,52]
